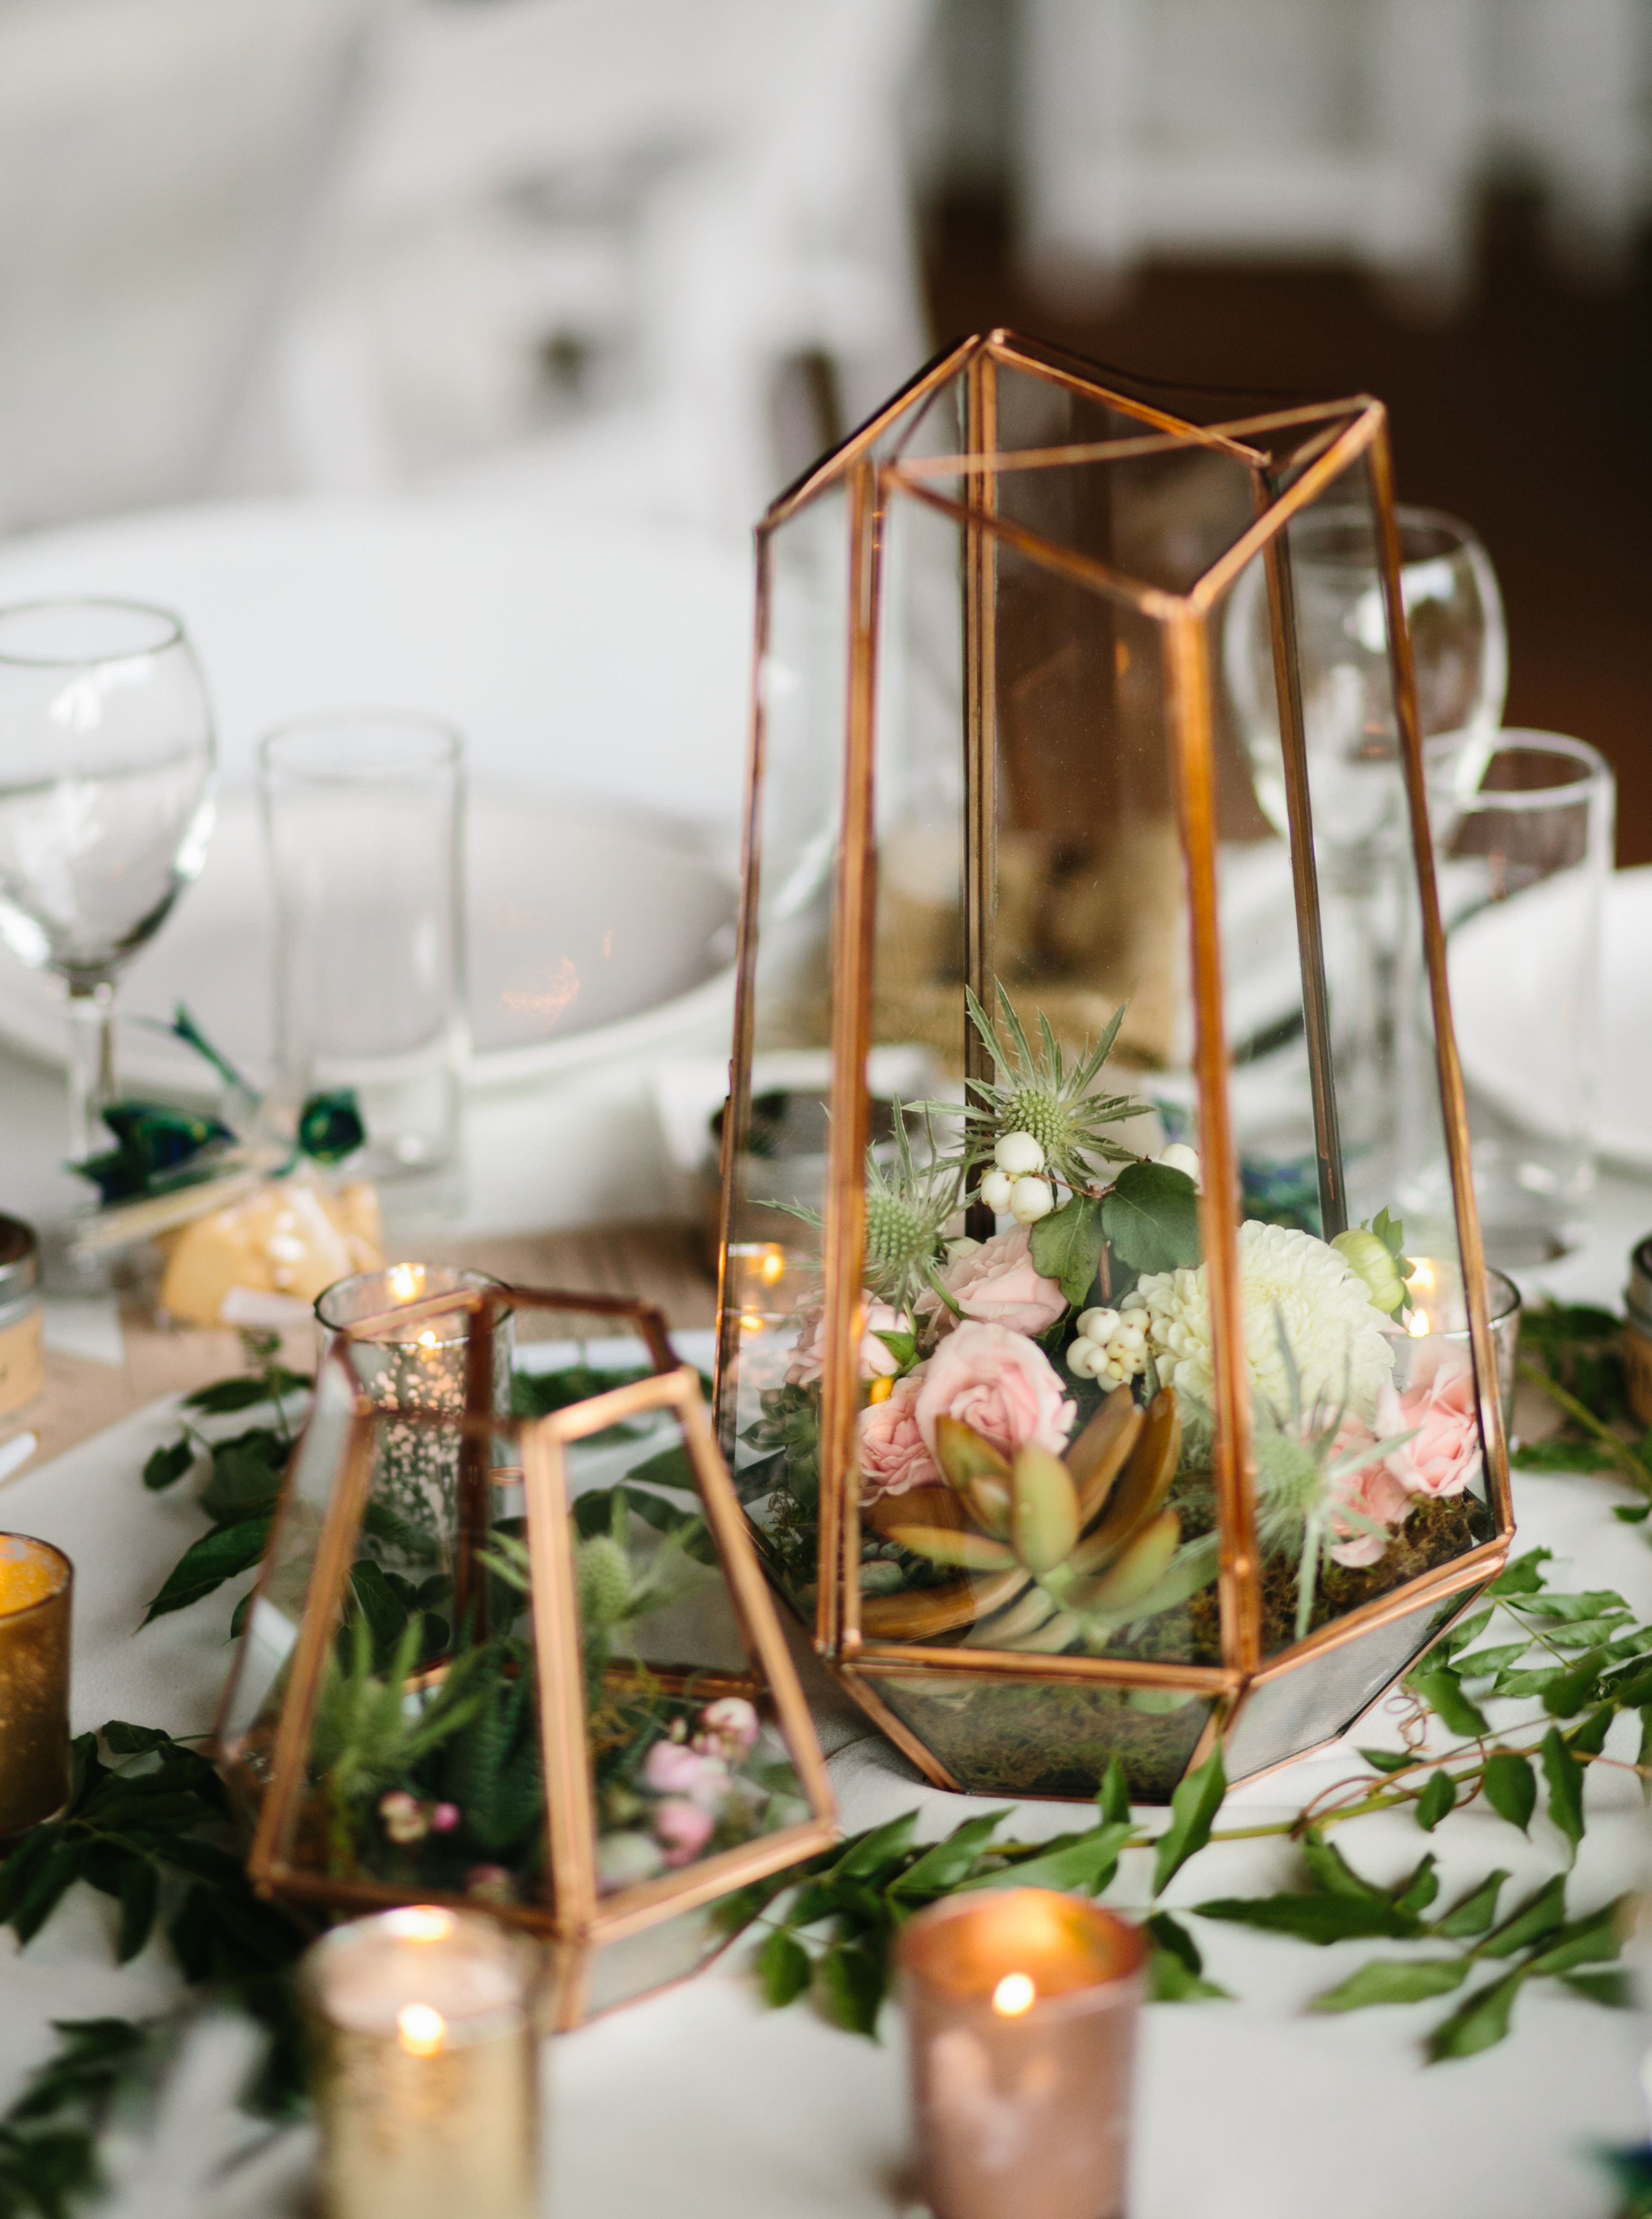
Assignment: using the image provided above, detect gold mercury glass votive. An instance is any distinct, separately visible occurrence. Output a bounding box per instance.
[898,1888,1145,2219]
[301,1905,540,2219]
[0,1534,72,1837]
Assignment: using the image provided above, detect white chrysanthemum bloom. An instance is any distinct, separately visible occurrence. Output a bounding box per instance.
[1125,1221,1395,1422]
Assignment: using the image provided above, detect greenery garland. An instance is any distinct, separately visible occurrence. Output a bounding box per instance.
[1,1306,1648,2217]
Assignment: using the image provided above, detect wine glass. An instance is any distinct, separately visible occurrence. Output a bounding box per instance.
[0,600,215,1175]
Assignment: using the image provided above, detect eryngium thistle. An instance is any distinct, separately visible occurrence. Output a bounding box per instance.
[960,985,1150,1193]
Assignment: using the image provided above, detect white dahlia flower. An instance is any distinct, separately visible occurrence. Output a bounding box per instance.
[1125,1221,1395,1423]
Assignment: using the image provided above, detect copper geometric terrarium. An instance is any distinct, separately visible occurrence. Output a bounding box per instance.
[713,330,1514,1802]
[216,1279,835,2025]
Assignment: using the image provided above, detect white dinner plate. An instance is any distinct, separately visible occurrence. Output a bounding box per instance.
[1449,864,1652,1170]
[0,791,737,1096]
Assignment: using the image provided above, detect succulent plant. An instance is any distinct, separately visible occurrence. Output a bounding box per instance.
[857,1385,1208,1652]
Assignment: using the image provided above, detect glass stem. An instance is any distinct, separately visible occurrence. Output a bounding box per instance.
[65,980,116,1165]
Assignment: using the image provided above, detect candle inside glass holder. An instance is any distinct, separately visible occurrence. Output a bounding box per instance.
[302,1905,540,2219]
[0,1534,72,1837]
[315,1265,513,1414]
[1391,1257,1521,1431]
[898,1888,1145,2219]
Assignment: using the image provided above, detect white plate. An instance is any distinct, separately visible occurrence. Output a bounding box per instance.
[1449,865,1652,1170]
[0,791,737,1096]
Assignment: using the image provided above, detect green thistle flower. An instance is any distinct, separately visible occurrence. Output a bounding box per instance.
[785,1104,963,1315]
[961,985,1151,1192]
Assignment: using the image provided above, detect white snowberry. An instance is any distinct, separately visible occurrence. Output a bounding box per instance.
[1077,1307,1120,1346]
[994,1130,1046,1177]
[1066,1338,1103,1379]
[1009,1175,1055,1225]
[979,1169,1014,1214]
[1157,1142,1201,1184]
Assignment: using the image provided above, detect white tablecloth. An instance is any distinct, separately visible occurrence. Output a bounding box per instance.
[3,1340,1652,2216]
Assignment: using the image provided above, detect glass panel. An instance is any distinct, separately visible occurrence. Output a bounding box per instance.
[583,1905,733,2018]
[563,1402,814,1907]
[860,1669,1216,1802]
[1210,441,1497,1660]
[1224,1587,1475,1781]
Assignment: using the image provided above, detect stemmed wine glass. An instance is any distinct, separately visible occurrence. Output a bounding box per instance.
[0,600,215,1186]
[1222,509,1505,1202]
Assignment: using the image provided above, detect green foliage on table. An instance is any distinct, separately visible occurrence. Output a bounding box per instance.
[1516,1302,1652,1494]
[0,2016,154,2219]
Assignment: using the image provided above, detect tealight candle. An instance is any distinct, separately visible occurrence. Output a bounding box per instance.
[1394,1257,1521,1431]
[898,1888,1145,2219]
[0,1534,72,1837]
[302,1906,540,2219]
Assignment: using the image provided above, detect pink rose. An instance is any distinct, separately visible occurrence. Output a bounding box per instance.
[916,1226,1067,1339]
[1326,1416,1413,1568]
[695,1696,760,1761]
[642,1741,730,1805]
[653,1797,716,1866]
[1378,1347,1482,1500]
[913,1321,1075,1465]
[786,1301,909,1387]
[858,1370,941,1499]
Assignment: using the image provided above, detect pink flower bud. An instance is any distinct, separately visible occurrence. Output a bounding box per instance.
[378,1790,429,1845]
[431,1802,461,1833]
[642,1739,730,1804]
[694,1696,760,1761]
[653,1797,716,1866]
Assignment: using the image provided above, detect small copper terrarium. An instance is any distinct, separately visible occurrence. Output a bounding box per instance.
[713,330,1513,1803]
[216,1282,835,2026]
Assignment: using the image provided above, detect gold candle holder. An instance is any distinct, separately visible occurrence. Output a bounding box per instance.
[302,1905,541,2219]
[898,1888,1145,2219]
[0,1533,72,1838]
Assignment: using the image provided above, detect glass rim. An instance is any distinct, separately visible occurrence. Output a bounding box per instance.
[0,1532,73,1617]
[0,596,184,668]
[1425,727,1611,812]
[259,709,464,786]
[1285,501,1485,566]
[314,1264,510,1340]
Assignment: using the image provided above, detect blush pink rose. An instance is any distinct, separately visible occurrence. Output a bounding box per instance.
[653,1797,716,1866]
[786,1301,909,1387]
[917,1226,1067,1339]
[1326,1416,1413,1568]
[1378,1348,1482,1500]
[913,1320,1075,1465]
[858,1371,940,1499]
[642,1741,730,1806]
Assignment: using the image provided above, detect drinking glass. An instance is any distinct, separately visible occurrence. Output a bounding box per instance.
[259,713,465,1205]
[1392,730,1614,1268]
[1224,507,1506,1184]
[0,599,215,1165]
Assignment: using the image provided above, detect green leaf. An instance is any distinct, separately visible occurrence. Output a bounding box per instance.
[1480,1874,1567,1960]
[1427,1969,1526,2060]
[1492,1664,1566,1699]
[1152,1746,1226,1898]
[967,1823,1131,1898]
[198,1436,287,1523]
[1148,1949,1233,2002]
[142,1437,195,1492]
[1440,1607,1494,1658]
[1543,1649,1609,1717]
[830,1813,918,1883]
[1301,1833,1389,1904]
[888,1813,1013,1900]
[1614,1502,1652,1523]
[1568,1704,1615,1758]
[1391,1855,1441,1918]
[1099,1756,1131,1826]
[11,1839,86,1944]
[1524,1899,1624,1978]
[1451,1643,1531,1678]
[1433,1871,1509,1938]
[140,1515,272,1623]
[755,1926,812,2008]
[1313,1956,1470,2012]
[1516,1588,1630,1623]
[181,1372,307,1414]
[1192,1894,1422,1945]
[1102,1162,1201,1276]
[1415,1769,1456,1832]
[1488,1547,1552,1597]
[115,1859,158,1964]
[623,1442,696,1492]
[819,1940,885,2038]
[1541,1726,1585,1854]
[98,1722,175,1756]
[1358,1747,1416,1775]
[1481,1751,1537,1833]
[1408,1666,1489,1739]
[1029,1193,1104,1307]
[347,1558,412,1662]
[0,1827,62,1926]
[1144,1910,1202,1976]
[1560,1969,1634,2007]
[1640,1707,1652,1807]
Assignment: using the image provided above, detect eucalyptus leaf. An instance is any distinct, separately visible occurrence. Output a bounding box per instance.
[1313,1956,1469,2012]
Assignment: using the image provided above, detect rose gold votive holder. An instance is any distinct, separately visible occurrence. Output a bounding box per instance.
[301,1906,541,2219]
[899,1888,1145,2219]
[0,1534,71,1839]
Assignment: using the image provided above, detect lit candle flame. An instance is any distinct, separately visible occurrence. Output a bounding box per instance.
[1407,1260,1436,1294]
[759,1245,786,1286]
[1407,1309,1431,1339]
[416,1329,439,1350]
[991,1971,1037,2017]
[384,1905,454,1942]
[397,2003,446,2057]
[389,1263,425,1303]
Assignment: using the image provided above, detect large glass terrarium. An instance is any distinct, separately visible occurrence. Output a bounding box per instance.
[216,1281,835,2026]
[713,330,1513,1802]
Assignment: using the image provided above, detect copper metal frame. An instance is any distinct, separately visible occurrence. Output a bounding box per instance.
[215,1287,836,2026]
[713,329,1514,1799]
